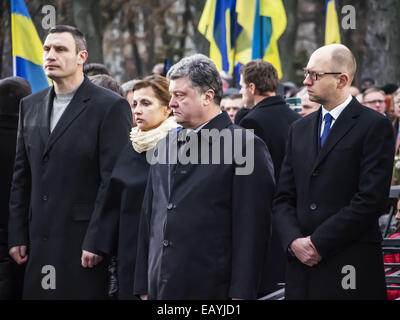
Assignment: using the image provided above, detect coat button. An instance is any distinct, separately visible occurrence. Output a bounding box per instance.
[167,203,174,210]
[310,203,317,211]
[43,156,49,163]
[163,240,170,247]
[42,195,48,201]
[312,170,319,177]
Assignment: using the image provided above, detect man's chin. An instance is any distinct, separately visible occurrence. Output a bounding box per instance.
[44,73,60,81]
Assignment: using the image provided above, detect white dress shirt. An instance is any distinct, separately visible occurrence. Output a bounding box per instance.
[320,95,353,136]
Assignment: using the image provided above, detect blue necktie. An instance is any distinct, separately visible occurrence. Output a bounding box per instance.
[321,113,333,147]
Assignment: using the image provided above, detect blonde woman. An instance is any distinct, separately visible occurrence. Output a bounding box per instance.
[83,75,179,299]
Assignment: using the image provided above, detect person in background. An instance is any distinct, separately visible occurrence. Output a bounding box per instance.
[121,79,139,125]
[383,195,400,300]
[89,74,124,97]
[238,59,300,297]
[282,81,298,98]
[360,77,375,91]
[0,77,31,299]
[381,84,399,121]
[349,86,360,97]
[362,87,387,116]
[83,62,110,76]
[391,89,400,154]
[297,87,320,117]
[219,71,232,91]
[220,89,243,123]
[83,74,178,299]
[152,63,166,76]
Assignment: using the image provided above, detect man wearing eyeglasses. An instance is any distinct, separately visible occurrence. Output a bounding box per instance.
[274,44,395,299]
[362,88,387,115]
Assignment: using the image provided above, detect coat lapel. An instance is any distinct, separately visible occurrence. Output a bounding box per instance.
[311,98,361,173]
[43,78,91,156]
[39,87,54,144]
[307,108,321,168]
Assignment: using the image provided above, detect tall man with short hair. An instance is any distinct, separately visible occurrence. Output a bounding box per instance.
[274,44,394,299]
[134,54,275,300]
[8,25,132,299]
[238,59,300,296]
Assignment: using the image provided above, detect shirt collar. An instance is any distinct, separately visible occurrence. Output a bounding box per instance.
[192,111,223,133]
[321,95,352,121]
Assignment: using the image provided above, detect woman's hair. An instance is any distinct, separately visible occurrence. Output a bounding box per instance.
[132,74,171,107]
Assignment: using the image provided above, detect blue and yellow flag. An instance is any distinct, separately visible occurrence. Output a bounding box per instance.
[11,0,50,93]
[198,0,241,74]
[325,0,341,45]
[198,0,287,79]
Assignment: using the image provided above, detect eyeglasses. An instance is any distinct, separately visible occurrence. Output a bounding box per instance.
[303,68,342,81]
[364,100,385,105]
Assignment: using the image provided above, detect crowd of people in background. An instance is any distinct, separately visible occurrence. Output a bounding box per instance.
[1,24,400,301]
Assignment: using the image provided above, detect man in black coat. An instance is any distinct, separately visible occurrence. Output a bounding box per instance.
[0,77,31,299]
[134,54,275,300]
[238,60,300,296]
[274,44,394,299]
[8,25,132,299]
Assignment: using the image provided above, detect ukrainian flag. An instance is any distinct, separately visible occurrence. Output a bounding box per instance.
[11,0,50,93]
[198,0,287,79]
[325,0,341,45]
[198,0,241,74]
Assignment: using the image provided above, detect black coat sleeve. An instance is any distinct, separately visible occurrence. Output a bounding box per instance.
[229,133,275,299]
[133,166,153,296]
[82,98,132,253]
[8,100,31,249]
[273,125,304,252]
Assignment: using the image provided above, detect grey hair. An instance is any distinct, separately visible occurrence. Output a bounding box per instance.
[167,54,223,105]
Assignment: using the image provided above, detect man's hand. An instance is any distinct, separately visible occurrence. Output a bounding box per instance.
[140,294,148,300]
[9,245,28,265]
[290,236,322,267]
[81,250,103,268]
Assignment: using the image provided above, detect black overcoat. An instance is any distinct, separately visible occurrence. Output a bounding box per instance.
[83,143,149,299]
[8,77,132,299]
[239,96,300,295]
[273,98,394,299]
[134,111,276,300]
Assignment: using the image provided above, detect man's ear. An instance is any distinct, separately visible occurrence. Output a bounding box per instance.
[203,89,215,106]
[249,82,256,95]
[337,73,350,89]
[78,50,88,66]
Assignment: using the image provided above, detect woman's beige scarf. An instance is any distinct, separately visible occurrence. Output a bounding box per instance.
[130,117,180,153]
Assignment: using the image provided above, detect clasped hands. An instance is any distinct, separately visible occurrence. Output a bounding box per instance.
[290,236,322,267]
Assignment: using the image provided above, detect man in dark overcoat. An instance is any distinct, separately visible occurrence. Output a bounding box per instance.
[273,44,394,299]
[8,25,132,299]
[238,60,300,296]
[134,54,275,300]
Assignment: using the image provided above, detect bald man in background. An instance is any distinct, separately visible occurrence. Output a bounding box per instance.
[273,44,394,299]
